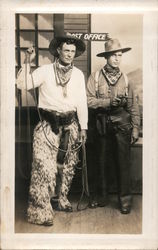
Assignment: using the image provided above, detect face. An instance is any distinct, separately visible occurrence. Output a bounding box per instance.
[106,51,122,68]
[57,42,76,65]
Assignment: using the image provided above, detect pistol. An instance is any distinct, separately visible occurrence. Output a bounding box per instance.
[117,95,132,100]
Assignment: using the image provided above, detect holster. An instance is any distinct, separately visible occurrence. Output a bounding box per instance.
[88,108,108,136]
[57,128,70,164]
[40,109,59,134]
[110,107,132,131]
[39,109,77,164]
[96,113,108,136]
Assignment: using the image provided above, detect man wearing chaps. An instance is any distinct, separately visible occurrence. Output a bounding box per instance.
[16,33,88,226]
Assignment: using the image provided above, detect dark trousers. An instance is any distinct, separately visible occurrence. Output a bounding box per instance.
[94,123,132,203]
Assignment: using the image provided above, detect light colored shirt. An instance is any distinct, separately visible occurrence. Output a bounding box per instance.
[87,70,140,133]
[16,63,88,130]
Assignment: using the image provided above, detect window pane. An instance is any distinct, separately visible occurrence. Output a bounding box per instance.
[38,14,54,30]
[38,32,53,48]
[20,50,36,66]
[19,14,35,29]
[38,50,54,66]
[20,31,35,47]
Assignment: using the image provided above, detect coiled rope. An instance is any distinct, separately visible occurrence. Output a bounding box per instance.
[17,51,90,209]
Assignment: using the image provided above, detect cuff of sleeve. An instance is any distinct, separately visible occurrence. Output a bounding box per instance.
[132,127,139,136]
[16,64,31,89]
[16,79,22,89]
[99,98,111,108]
[80,125,88,130]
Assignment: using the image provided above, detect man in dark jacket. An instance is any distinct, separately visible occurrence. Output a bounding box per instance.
[86,38,140,214]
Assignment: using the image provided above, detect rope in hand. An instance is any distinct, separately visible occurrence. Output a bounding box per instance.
[27,53,82,153]
[76,142,90,211]
[17,50,90,209]
[28,53,90,210]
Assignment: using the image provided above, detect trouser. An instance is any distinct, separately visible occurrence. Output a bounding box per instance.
[27,120,79,225]
[95,122,132,203]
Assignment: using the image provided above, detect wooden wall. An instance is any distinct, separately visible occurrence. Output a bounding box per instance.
[64,14,91,82]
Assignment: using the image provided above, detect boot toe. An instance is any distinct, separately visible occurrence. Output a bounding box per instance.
[120,203,131,214]
[89,200,98,209]
[97,197,109,207]
[42,220,54,226]
[57,205,73,212]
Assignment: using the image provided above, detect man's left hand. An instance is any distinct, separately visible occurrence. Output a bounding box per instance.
[131,128,139,145]
[80,129,87,143]
[117,95,127,107]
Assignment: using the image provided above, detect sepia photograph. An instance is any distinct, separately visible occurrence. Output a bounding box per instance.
[1,1,158,249]
[15,13,143,234]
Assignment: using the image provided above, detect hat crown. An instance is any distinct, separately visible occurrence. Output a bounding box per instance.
[97,38,131,57]
[105,39,122,53]
[49,32,86,58]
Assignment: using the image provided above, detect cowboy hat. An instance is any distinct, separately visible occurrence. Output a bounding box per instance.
[96,38,131,57]
[49,32,86,58]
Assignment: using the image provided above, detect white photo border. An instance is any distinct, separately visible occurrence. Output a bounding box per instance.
[1,0,158,249]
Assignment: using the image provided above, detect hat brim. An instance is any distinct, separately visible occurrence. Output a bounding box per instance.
[97,47,131,57]
[49,35,86,58]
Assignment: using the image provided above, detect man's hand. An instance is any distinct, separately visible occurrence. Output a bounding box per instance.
[110,96,121,107]
[25,47,36,63]
[117,95,127,107]
[79,129,87,143]
[131,128,139,145]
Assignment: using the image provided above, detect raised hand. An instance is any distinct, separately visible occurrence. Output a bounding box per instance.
[25,47,36,63]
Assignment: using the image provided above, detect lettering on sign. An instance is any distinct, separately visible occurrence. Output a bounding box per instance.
[70,33,110,41]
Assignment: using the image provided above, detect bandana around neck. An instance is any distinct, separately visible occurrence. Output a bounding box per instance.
[102,63,122,85]
[54,59,73,97]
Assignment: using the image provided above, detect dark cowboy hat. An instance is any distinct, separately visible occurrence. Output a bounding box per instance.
[97,38,131,57]
[49,32,86,58]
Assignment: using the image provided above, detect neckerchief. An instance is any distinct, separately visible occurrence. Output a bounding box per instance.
[54,59,73,97]
[102,63,122,85]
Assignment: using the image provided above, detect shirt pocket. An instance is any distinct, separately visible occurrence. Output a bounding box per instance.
[116,86,127,97]
[98,84,107,98]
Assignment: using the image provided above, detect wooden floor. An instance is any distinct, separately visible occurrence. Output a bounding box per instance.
[15,194,142,234]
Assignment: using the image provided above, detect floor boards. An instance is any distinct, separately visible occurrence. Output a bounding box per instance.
[15,195,142,234]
